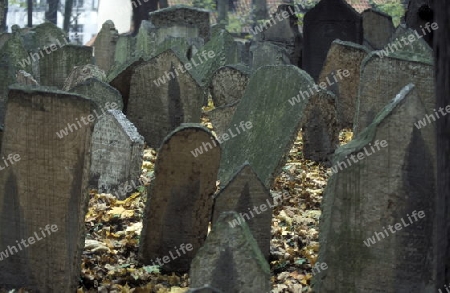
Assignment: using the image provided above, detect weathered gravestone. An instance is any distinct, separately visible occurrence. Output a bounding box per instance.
[89,109,144,196]
[16,70,39,86]
[139,124,220,273]
[190,211,271,292]
[303,0,363,80]
[148,5,210,42]
[316,84,437,292]
[209,64,250,107]
[127,49,203,148]
[218,65,313,188]
[354,51,434,135]
[114,34,137,65]
[0,85,96,292]
[212,163,272,260]
[205,101,239,139]
[255,4,302,67]
[318,40,370,129]
[62,64,106,91]
[0,33,12,50]
[69,78,124,110]
[362,9,395,50]
[39,44,92,88]
[386,24,433,58]
[94,20,119,73]
[405,0,435,46]
[250,41,291,70]
[301,90,339,165]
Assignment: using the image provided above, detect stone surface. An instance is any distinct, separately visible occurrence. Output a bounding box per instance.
[212,163,272,259]
[69,77,124,110]
[405,0,435,46]
[218,65,313,188]
[316,84,437,292]
[384,24,433,59]
[39,44,92,88]
[190,211,271,292]
[362,9,395,50]
[354,52,434,135]
[16,70,39,86]
[89,109,144,196]
[114,34,137,65]
[0,85,96,292]
[94,20,119,72]
[302,0,363,80]
[302,90,339,166]
[318,40,370,129]
[250,41,291,70]
[209,64,250,107]
[127,49,203,148]
[205,101,239,139]
[62,64,106,91]
[139,124,220,273]
[186,285,223,293]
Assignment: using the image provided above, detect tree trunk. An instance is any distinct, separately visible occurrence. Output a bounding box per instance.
[131,0,158,36]
[63,0,74,33]
[435,0,450,287]
[27,0,33,27]
[46,0,59,25]
[0,0,7,33]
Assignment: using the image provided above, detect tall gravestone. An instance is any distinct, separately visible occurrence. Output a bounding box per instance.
[354,51,434,135]
[0,85,96,292]
[212,163,272,259]
[89,109,144,196]
[94,20,118,73]
[127,49,203,148]
[190,211,271,292]
[209,64,250,107]
[69,78,124,110]
[318,40,370,129]
[39,45,92,88]
[218,65,313,188]
[139,124,220,273]
[316,84,437,292]
[303,0,363,80]
[362,9,395,50]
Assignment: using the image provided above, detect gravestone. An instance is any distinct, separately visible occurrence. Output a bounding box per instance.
[114,34,137,65]
[318,40,370,129]
[139,124,220,273]
[0,33,11,50]
[212,163,272,259]
[386,24,433,58]
[354,52,434,135]
[148,5,210,42]
[302,90,339,165]
[250,41,291,70]
[303,0,363,80]
[209,64,250,107]
[362,9,395,50]
[205,101,239,139]
[235,39,251,65]
[94,20,119,72]
[316,84,437,292]
[39,44,92,88]
[127,49,203,148]
[62,64,106,91]
[89,109,144,196]
[0,85,96,292]
[16,70,39,86]
[405,0,435,46]
[69,78,124,110]
[190,211,271,292]
[219,65,314,188]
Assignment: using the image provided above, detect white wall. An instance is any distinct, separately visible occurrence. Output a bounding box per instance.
[97,0,132,34]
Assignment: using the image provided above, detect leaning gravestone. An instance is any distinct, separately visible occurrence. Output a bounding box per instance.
[190,211,271,292]
[139,124,220,273]
[0,85,96,292]
[205,101,239,139]
[62,64,106,91]
[94,20,118,73]
[250,41,291,70]
[302,0,363,80]
[219,65,313,188]
[316,84,437,292]
[127,49,203,148]
[69,78,124,110]
[148,5,211,42]
[39,44,92,88]
[212,163,272,259]
[89,109,144,196]
[318,40,370,129]
[362,9,395,50]
[301,90,339,165]
[209,64,250,107]
[354,51,434,135]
